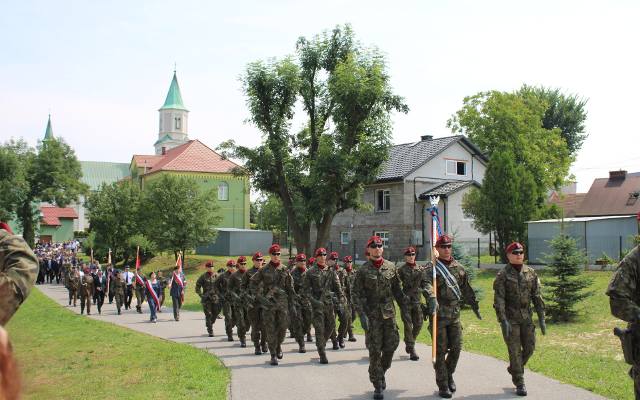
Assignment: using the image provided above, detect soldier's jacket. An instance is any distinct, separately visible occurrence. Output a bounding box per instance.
[607,246,640,323]
[249,261,295,309]
[302,264,342,308]
[113,276,126,296]
[344,268,356,303]
[195,271,219,303]
[228,269,248,304]
[68,273,80,291]
[0,229,38,325]
[241,266,261,291]
[215,269,235,301]
[80,274,95,297]
[425,258,478,320]
[333,266,349,302]
[352,259,405,320]
[398,263,428,304]
[493,263,544,323]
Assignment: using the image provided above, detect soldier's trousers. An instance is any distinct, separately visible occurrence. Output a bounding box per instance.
[431,318,462,389]
[222,299,235,337]
[312,303,335,353]
[401,302,424,348]
[172,295,182,320]
[262,306,289,355]
[233,304,249,341]
[115,293,123,313]
[80,293,91,315]
[365,315,400,385]
[95,290,105,314]
[125,285,133,308]
[337,301,353,340]
[202,301,222,334]
[68,289,77,306]
[503,321,536,386]
[247,305,265,347]
[289,302,311,344]
[108,287,115,303]
[135,288,144,312]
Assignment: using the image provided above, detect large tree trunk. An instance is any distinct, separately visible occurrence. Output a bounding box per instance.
[19,200,35,247]
[314,211,335,251]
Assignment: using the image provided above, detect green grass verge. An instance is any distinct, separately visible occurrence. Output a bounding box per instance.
[6,289,230,400]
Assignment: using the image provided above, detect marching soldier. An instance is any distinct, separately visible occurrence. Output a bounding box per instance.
[134,269,145,313]
[607,245,640,399]
[426,234,481,399]
[303,247,343,364]
[243,252,267,355]
[398,246,428,361]
[493,241,545,397]
[249,244,296,366]
[195,261,220,337]
[67,266,80,307]
[329,251,350,349]
[216,259,237,341]
[228,256,250,347]
[113,270,126,315]
[352,236,407,400]
[79,267,95,315]
[343,256,357,343]
[289,253,312,352]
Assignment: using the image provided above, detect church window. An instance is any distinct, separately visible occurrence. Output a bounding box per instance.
[218,182,229,201]
[175,116,182,130]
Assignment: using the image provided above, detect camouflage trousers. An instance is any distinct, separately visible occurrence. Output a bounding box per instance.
[202,300,222,335]
[247,304,265,347]
[115,293,124,313]
[401,302,424,348]
[233,303,249,341]
[503,321,536,386]
[429,318,462,390]
[290,300,312,344]
[80,292,91,315]
[312,303,335,353]
[222,298,235,337]
[630,365,640,400]
[262,306,289,355]
[67,288,77,306]
[135,287,144,312]
[332,300,352,342]
[365,315,400,385]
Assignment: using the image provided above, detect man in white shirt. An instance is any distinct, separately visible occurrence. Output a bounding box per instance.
[123,266,134,310]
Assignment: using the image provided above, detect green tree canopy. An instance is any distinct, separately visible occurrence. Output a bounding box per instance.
[220,24,407,255]
[0,139,31,222]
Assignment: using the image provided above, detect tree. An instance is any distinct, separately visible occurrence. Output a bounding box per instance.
[462,150,539,262]
[544,233,593,322]
[452,240,483,302]
[517,85,588,156]
[17,138,88,246]
[141,175,221,258]
[0,139,31,222]
[220,25,408,255]
[85,181,143,264]
[254,194,287,232]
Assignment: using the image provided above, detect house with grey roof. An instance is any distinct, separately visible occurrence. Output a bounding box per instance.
[315,134,489,261]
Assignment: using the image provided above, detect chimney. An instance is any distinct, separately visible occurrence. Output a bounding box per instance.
[421,134,433,141]
[609,170,627,180]
[161,146,166,155]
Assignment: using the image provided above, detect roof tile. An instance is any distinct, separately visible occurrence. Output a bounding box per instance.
[143,140,241,175]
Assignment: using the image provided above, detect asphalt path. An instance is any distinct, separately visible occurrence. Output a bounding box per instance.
[37,284,607,400]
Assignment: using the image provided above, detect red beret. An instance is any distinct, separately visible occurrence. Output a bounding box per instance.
[315,247,327,257]
[0,222,13,235]
[343,256,353,263]
[308,257,316,265]
[205,261,214,268]
[329,251,339,260]
[252,252,263,261]
[404,246,416,255]
[367,236,383,247]
[435,234,453,247]
[226,259,237,267]
[506,242,524,253]
[268,244,281,254]
[237,256,247,263]
[295,253,306,261]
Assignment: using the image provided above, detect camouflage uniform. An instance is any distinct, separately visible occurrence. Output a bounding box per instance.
[249,261,295,363]
[352,258,405,392]
[398,262,428,355]
[425,258,479,392]
[344,266,357,341]
[228,269,250,346]
[134,274,145,313]
[493,263,544,388]
[607,245,640,399]
[290,265,313,349]
[242,266,267,354]
[0,229,38,325]
[331,265,352,347]
[68,270,80,307]
[302,263,342,361]
[195,271,221,336]
[113,274,126,314]
[215,268,236,340]
[80,273,95,315]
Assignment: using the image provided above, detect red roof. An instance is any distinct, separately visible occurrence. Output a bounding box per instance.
[143,140,241,176]
[40,206,78,226]
[132,155,164,170]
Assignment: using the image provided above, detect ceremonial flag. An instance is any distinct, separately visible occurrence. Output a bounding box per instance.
[107,248,112,265]
[135,246,141,269]
[90,248,94,264]
[427,197,441,366]
[145,278,160,311]
[135,271,145,287]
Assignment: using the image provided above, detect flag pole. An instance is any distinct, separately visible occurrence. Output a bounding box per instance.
[429,196,440,366]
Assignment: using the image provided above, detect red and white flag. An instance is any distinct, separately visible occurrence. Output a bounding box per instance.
[135,246,141,270]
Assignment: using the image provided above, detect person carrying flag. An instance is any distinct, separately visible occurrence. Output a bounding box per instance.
[134,269,146,314]
[145,271,161,323]
[425,234,481,399]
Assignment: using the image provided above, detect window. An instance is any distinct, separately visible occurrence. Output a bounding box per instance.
[374,231,390,248]
[375,189,391,212]
[175,116,182,130]
[218,182,229,201]
[446,159,467,176]
[340,232,351,245]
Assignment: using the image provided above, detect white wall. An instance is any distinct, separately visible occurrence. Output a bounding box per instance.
[406,141,486,183]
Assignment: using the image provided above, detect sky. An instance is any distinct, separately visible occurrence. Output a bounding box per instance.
[1,0,638,192]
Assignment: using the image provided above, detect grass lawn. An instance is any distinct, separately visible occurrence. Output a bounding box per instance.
[6,289,230,400]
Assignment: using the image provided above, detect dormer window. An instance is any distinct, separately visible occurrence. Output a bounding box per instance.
[175,116,182,130]
[627,191,639,206]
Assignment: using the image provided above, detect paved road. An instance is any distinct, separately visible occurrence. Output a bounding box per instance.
[38,284,607,400]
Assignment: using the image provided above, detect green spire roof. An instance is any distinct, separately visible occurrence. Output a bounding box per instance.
[160,71,188,111]
[44,114,54,141]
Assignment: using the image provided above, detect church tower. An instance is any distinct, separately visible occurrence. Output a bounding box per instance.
[155,71,189,155]
[43,114,54,141]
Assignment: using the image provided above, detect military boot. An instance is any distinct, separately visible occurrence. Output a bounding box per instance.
[276,345,283,359]
[319,351,328,364]
[270,354,278,366]
[331,337,339,350]
[254,345,261,355]
[240,339,247,348]
[306,332,313,343]
[208,329,214,337]
[338,336,345,348]
[227,333,234,342]
[136,305,142,313]
[373,382,384,400]
[448,375,456,392]
[348,328,357,342]
[298,339,306,353]
[516,384,527,396]
[438,387,452,398]
[409,346,419,361]
[261,341,268,353]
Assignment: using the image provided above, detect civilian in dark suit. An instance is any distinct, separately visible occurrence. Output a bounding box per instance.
[94,269,108,314]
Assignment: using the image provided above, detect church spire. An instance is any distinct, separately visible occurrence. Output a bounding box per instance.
[44,114,54,141]
[159,71,188,111]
